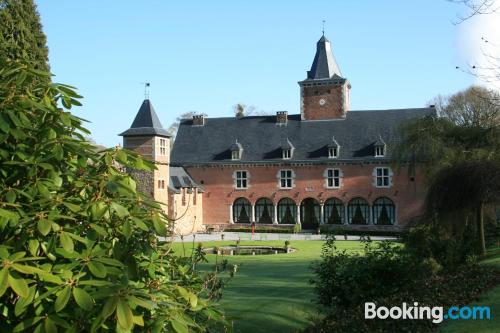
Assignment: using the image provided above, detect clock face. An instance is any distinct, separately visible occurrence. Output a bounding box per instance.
[319,98,326,106]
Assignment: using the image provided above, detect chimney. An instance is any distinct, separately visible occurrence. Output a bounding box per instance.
[276,111,288,124]
[192,115,205,126]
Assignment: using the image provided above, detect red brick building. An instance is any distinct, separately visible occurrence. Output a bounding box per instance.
[124,35,434,232]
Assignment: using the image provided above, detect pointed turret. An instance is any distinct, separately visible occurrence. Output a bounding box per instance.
[307,35,343,80]
[298,34,351,121]
[119,99,171,137]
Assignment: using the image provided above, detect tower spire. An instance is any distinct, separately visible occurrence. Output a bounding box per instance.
[322,20,325,36]
[142,82,150,99]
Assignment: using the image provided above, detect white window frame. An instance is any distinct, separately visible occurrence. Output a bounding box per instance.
[375,146,385,157]
[374,167,392,188]
[279,169,294,189]
[231,150,240,160]
[328,147,339,158]
[234,170,248,189]
[325,168,341,189]
[282,149,292,159]
[158,138,167,156]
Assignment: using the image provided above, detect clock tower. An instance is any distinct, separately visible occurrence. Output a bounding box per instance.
[298,35,351,120]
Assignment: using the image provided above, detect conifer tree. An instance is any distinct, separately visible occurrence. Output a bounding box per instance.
[0,0,50,71]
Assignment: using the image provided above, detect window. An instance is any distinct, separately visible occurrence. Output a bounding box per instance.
[157,179,165,189]
[233,198,251,223]
[375,146,385,157]
[231,150,240,160]
[282,149,291,159]
[255,198,273,223]
[277,198,296,224]
[328,147,338,158]
[375,167,391,188]
[235,170,248,189]
[279,170,293,189]
[159,138,167,156]
[372,197,396,225]
[326,169,341,188]
[348,198,369,224]
[324,198,344,224]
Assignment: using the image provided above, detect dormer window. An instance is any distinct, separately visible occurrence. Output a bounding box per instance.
[283,149,292,159]
[374,135,386,158]
[230,139,243,160]
[281,138,294,160]
[375,146,385,157]
[328,136,340,159]
[328,147,338,158]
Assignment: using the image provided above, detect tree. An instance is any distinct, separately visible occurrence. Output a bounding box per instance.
[425,160,500,255]
[395,86,500,257]
[429,86,500,128]
[0,62,229,333]
[0,0,49,71]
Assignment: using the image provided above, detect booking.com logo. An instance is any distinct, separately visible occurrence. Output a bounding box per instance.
[365,302,491,323]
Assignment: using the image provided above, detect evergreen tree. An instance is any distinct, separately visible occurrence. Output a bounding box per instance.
[0,0,50,71]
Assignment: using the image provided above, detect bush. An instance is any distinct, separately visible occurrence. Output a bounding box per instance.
[403,222,477,269]
[308,235,500,333]
[0,64,229,332]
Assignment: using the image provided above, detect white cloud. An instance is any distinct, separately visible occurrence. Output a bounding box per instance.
[457,0,500,90]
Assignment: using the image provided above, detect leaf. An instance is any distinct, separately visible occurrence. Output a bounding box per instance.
[152,215,168,236]
[128,296,154,310]
[116,298,134,331]
[171,318,189,333]
[189,293,198,308]
[37,219,51,236]
[12,316,43,332]
[122,220,132,240]
[0,208,18,220]
[133,315,144,326]
[8,273,29,298]
[44,317,58,333]
[5,189,16,203]
[111,203,129,218]
[100,297,117,320]
[63,202,81,212]
[88,261,107,278]
[55,286,71,312]
[60,232,74,253]
[28,240,39,256]
[73,288,93,311]
[0,269,8,297]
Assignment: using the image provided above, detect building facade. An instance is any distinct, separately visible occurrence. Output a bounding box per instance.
[122,34,434,233]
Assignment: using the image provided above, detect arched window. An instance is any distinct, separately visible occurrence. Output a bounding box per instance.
[255,198,273,223]
[300,198,320,229]
[372,197,395,225]
[233,198,251,223]
[324,198,344,224]
[348,198,369,225]
[277,198,296,224]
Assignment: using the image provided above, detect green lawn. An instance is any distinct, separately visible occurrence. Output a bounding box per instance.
[437,246,500,333]
[171,240,364,333]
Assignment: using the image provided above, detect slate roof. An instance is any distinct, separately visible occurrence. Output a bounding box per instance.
[169,167,203,193]
[119,99,171,137]
[170,108,435,165]
[303,35,343,81]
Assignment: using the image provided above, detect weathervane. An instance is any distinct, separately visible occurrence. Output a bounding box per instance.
[322,20,325,36]
[141,82,150,99]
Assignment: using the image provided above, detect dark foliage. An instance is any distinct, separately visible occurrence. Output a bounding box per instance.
[308,235,500,333]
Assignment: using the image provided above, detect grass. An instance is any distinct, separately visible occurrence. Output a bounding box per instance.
[171,240,364,333]
[437,246,500,333]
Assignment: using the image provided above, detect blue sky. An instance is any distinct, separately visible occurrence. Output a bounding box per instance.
[36,0,481,147]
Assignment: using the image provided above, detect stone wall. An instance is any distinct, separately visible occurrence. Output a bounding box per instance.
[169,188,204,235]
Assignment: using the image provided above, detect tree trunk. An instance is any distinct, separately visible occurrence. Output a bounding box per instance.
[477,203,486,256]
